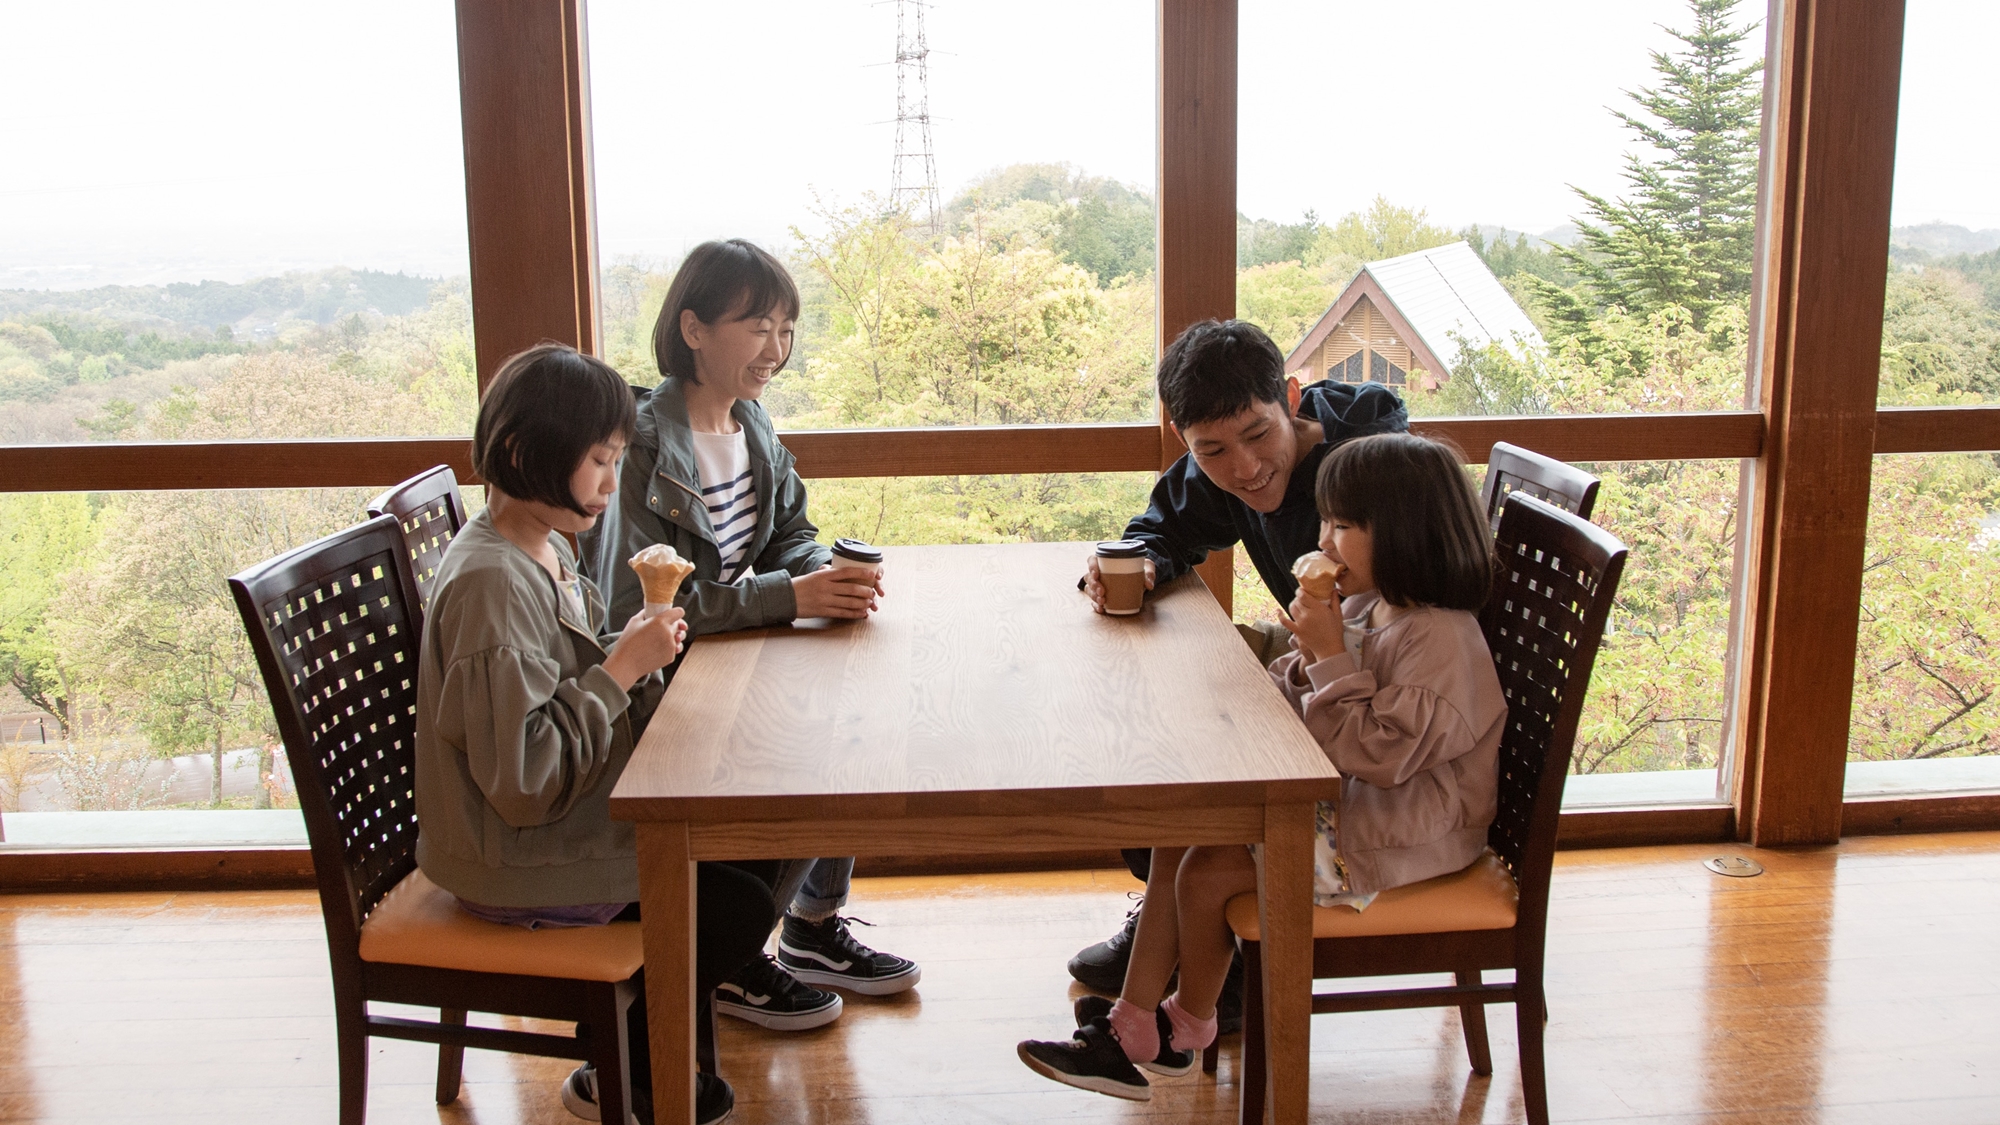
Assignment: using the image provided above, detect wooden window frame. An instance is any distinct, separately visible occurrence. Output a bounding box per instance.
[5,0,1996,886]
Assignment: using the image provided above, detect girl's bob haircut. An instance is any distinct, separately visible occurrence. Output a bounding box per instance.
[1315,432,1493,612]
[473,343,637,517]
[652,239,803,384]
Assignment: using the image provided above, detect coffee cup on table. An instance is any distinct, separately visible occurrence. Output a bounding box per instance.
[830,538,883,582]
[1096,540,1149,616]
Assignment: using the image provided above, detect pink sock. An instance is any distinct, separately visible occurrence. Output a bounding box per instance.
[1162,993,1218,1052]
[1107,998,1158,1063]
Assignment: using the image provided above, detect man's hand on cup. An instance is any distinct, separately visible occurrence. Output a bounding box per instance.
[601,606,686,690]
[1083,553,1155,614]
[793,564,880,620]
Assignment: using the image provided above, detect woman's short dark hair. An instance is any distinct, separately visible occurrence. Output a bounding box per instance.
[1156,319,1288,429]
[473,343,637,516]
[652,239,802,383]
[1315,432,1493,612]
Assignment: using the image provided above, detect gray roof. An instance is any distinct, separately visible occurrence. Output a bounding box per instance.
[1363,240,1543,362]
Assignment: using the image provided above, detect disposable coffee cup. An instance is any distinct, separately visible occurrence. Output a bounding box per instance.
[1096,540,1148,615]
[830,538,884,582]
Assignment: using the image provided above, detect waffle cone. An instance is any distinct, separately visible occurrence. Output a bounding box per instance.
[629,545,696,607]
[1292,551,1345,601]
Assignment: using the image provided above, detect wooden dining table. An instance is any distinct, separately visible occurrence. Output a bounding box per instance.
[609,541,1340,1124]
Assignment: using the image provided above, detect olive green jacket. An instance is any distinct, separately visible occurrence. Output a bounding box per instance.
[414,510,663,907]
[581,377,831,634]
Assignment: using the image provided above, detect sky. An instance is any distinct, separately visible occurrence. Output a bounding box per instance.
[0,0,1993,289]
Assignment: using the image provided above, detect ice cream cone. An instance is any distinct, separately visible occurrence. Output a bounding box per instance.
[629,544,696,617]
[1292,551,1345,601]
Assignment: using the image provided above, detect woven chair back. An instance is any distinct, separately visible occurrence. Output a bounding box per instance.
[228,516,423,950]
[367,465,468,619]
[1478,494,1628,931]
[1481,442,1601,536]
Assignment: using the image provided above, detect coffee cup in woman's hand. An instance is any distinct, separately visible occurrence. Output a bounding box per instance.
[601,606,686,690]
[792,564,880,620]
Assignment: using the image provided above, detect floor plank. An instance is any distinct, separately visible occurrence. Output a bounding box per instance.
[2,836,1997,1123]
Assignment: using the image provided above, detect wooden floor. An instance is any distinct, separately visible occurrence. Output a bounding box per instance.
[3,834,1998,1124]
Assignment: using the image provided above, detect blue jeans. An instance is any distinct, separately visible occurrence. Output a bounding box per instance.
[770,856,853,923]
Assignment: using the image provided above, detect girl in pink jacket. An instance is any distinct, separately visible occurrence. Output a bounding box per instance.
[1019,432,1504,1101]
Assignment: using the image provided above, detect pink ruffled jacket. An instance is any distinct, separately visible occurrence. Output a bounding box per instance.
[1269,591,1506,896]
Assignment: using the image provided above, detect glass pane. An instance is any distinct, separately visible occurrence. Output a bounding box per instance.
[0,2,475,444]
[1846,452,2000,796]
[1238,0,1764,417]
[1562,458,1741,800]
[1880,1,2000,408]
[0,486,450,848]
[807,473,1154,547]
[587,0,1157,426]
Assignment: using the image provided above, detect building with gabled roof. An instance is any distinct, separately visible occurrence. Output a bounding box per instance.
[1284,240,1543,390]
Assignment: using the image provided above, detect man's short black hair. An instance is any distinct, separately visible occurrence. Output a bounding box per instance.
[1156,319,1289,429]
[473,343,637,517]
[653,239,802,384]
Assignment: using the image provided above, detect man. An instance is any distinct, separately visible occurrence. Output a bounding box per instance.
[1071,317,1408,1020]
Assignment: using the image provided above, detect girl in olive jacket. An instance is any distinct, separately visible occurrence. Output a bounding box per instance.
[414,343,776,1124]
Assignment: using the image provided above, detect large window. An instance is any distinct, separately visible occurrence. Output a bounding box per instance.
[0,1,475,449]
[586,0,1158,555]
[1234,0,1765,799]
[0,2,472,847]
[1846,0,2000,797]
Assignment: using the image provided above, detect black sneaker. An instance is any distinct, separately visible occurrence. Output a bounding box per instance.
[776,914,921,996]
[694,1072,734,1125]
[714,953,843,1031]
[561,1064,602,1121]
[1069,996,1195,1077]
[1067,894,1142,994]
[1017,1017,1151,1101]
[560,1065,734,1125]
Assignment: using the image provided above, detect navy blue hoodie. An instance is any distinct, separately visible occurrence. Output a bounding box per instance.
[1122,380,1408,604]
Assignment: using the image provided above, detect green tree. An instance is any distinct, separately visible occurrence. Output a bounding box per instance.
[1307,197,1458,265]
[1535,0,1762,340]
[1239,212,1323,269]
[1877,267,2000,405]
[0,493,102,736]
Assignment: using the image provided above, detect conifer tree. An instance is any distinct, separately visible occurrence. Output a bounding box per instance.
[1537,0,1763,339]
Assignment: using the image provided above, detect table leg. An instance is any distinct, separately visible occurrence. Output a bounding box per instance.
[635,821,697,1125]
[1256,801,1315,1125]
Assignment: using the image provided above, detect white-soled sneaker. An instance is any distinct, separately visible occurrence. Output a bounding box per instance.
[1070,995,1196,1076]
[1017,1017,1152,1101]
[776,913,921,996]
[714,953,844,1030]
[562,1062,734,1125]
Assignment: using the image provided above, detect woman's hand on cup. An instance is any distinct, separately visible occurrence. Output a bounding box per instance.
[793,564,879,620]
[601,606,686,690]
[1082,554,1155,614]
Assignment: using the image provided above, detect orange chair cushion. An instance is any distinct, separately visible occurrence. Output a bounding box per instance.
[357,868,644,982]
[1225,850,1519,941]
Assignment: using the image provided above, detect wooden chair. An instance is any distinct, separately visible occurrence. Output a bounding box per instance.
[1205,494,1629,1125]
[1480,441,1601,534]
[366,465,469,616]
[228,515,647,1125]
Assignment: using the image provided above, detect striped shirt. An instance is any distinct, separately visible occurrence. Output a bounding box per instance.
[691,428,759,581]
